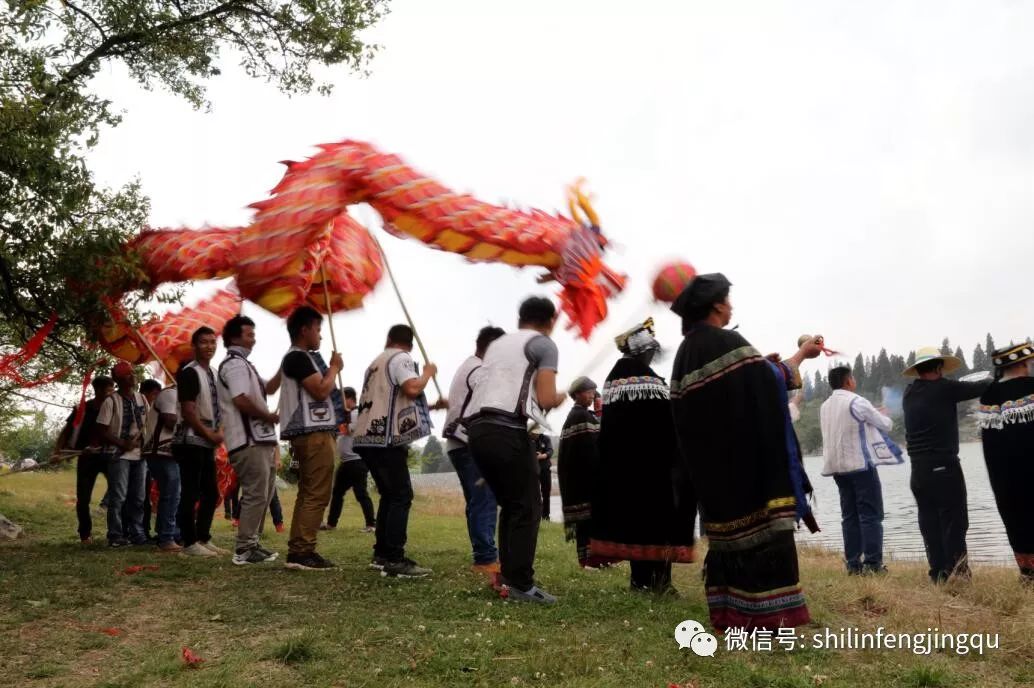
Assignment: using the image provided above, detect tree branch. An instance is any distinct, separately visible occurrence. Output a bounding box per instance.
[61,1,109,41]
[51,0,249,96]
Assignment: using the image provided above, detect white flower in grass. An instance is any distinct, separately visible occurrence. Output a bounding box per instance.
[510,677,520,685]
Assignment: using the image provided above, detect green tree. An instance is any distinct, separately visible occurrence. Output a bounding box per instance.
[953,346,969,378]
[972,343,988,372]
[871,348,893,391]
[0,411,59,462]
[420,435,451,474]
[0,0,389,386]
[852,352,867,392]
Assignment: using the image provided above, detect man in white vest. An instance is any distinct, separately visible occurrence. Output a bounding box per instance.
[97,361,150,547]
[464,296,567,604]
[174,326,226,558]
[444,325,506,576]
[143,380,181,553]
[353,324,439,578]
[218,315,283,566]
[820,365,903,575]
[279,306,344,571]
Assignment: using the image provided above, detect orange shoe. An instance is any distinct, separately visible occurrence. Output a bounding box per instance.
[232,518,239,528]
[472,561,501,576]
[275,523,285,533]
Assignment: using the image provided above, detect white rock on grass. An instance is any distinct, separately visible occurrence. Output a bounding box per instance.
[0,513,24,540]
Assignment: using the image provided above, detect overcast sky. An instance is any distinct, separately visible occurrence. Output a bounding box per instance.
[64,0,1034,422]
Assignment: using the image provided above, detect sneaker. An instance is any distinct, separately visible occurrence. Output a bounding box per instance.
[80,536,93,546]
[504,585,557,605]
[200,540,230,556]
[369,556,389,571]
[232,547,278,565]
[275,523,285,533]
[382,558,432,579]
[183,543,218,558]
[284,552,336,571]
[255,545,279,561]
[108,538,131,548]
[472,561,501,576]
[360,525,376,533]
[231,518,240,528]
[319,523,335,531]
[223,512,232,521]
[158,541,183,553]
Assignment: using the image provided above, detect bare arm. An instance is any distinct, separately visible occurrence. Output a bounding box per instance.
[299,352,344,402]
[535,369,565,410]
[233,393,278,425]
[402,362,438,399]
[181,400,223,445]
[265,367,283,396]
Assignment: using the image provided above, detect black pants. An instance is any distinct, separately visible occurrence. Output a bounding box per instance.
[469,422,541,591]
[630,561,673,592]
[910,459,969,583]
[539,460,552,520]
[327,460,376,527]
[359,446,412,562]
[175,445,218,547]
[75,453,109,540]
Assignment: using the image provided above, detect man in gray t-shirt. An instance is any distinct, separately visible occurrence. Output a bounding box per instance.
[466,296,567,604]
[322,388,376,531]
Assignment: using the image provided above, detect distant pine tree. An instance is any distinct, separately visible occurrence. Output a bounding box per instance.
[852,353,867,391]
[986,333,997,358]
[972,343,987,372]
[953,346,969,378]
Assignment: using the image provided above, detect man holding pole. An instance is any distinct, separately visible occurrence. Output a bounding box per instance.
[353,324,439,578]
[278,306,344,571]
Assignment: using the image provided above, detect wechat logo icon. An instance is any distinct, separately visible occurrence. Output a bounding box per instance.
[675,619,718,657]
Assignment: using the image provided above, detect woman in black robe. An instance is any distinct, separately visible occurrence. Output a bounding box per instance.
[589,318,696,594]
[669,273,820,632]
[977,343,1034,582]
[558,376,616,568]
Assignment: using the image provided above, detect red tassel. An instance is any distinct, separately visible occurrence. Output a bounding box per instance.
[73,369,95,428]
[0,312,58,375]
[181,647,204,666]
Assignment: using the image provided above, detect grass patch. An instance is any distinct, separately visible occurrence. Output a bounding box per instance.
[1,468,1032,687]
[264,633,326,665]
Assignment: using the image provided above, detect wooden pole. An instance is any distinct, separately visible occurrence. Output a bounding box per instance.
[373,237,443,399]
[319,262,346,393]
[133,327,175,382]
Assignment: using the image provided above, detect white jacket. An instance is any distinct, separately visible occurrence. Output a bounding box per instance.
[820,389,905,475]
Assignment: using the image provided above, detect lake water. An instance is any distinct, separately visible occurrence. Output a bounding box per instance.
[548,441,1015,565]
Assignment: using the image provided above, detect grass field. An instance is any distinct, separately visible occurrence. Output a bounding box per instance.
[1,468,1033,688]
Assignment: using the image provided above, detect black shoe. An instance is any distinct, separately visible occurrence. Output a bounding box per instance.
[369,556,388,571]
[285,552,336,571]
[862,565,889,576]
[382,557,432,578]
[108,538,131,548]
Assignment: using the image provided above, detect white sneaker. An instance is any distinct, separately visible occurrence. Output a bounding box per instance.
[200,540,230,556]
[183,543,218,557]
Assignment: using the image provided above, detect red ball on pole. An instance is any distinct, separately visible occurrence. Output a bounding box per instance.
[651,261,697,303]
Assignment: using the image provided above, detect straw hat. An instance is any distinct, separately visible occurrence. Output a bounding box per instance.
[902,346,963,378]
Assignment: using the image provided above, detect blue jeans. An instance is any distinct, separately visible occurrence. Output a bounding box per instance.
[449,446,499,565]
[833,465,885,572]
[146,456,181,545]
[106,457,148,543]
